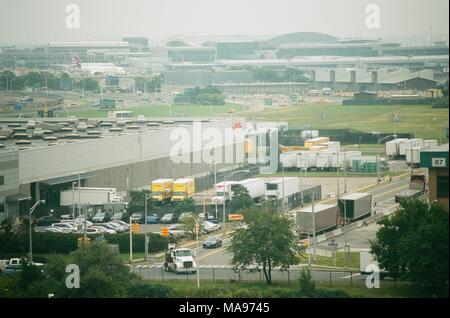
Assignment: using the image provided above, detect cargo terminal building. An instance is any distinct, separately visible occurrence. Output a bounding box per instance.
[0,118,246,219]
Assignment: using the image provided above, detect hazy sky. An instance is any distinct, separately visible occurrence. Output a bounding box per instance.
[0,0,448,46]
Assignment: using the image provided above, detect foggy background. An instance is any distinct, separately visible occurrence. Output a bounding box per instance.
[0,0,448,46]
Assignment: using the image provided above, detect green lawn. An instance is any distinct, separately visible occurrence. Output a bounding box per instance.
[256,170,404,178]
[247,103,449,143]
[299,252,360,269]
[58,103,245,118]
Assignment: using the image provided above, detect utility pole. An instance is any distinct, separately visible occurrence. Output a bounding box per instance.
[282,165,285,213]
[343,151,347,193]
[336,151,340,201]
[78,172,81,218]
[129,217,133,265]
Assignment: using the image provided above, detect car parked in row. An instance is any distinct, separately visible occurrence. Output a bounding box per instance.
[160,213,175,224]
[129,213,144,224]
[35,216,60,226]
[92,213,110,223]
[146,214,160,224]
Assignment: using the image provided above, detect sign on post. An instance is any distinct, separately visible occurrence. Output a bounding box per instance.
[228,214,244,221]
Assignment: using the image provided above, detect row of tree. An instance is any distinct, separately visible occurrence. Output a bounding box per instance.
[0,71,99,92]
[174,86,225,105]
[252,68,310,83]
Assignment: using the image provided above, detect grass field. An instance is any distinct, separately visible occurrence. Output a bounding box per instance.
[59,103,245,118]
[255,170,404,178]
[247,103,449,143]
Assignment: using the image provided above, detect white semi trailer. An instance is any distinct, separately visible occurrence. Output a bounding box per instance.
[60,187,121,206]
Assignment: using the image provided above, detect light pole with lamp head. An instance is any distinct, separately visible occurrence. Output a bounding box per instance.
[143,192,152,261]
[29,200,46,263]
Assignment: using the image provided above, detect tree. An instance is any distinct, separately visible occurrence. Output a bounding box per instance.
[128,190,158,214]
[370,199,449,292]
[229,185,254,212]
[180,214,203,239]
[61,242,141,297]
[173,198,197,215]
[227,203,302,284]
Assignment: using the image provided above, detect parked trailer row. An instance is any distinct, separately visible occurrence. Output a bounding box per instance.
[282,150,365,170]
[386,138,438,158]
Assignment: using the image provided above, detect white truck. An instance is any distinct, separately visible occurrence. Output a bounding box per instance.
[265,177,299,200]
[163,244,197,274]
[60,187,122,206]
[234,178,265,202]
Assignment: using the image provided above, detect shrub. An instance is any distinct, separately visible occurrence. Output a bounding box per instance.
[312,288,350,298]
[299,268,316,296]
[432,97,449,108]
[127,282,171,298]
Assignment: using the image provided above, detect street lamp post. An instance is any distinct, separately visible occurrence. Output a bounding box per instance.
[29,200,46,263]
[144,192,152,261]
[72,181,76,219]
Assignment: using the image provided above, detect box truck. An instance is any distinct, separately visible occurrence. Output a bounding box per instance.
[60,187,120,206]
[338,192,373,221]
[172,178,195,202]
[265,177,299,200]
[296,204,338,235]
[233,178,265,202]
[151,178,174,202]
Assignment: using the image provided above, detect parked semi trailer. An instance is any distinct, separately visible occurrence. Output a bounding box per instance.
[338,192,373,222]
[234,178,265,202]
[60,187,121,206]
[265,177,299,200]
[296,204,338,235]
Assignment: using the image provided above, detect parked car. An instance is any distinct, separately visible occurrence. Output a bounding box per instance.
[160,213,175,224]
[106,222,127,233]
[90,225,116,234]
[92,213,109,223]
[51,223,76,233]
[111,212,126,221]
[129,213,144,224]
[203,221,221,234]
[110,220,130,230]
[202,236,223,249]
[146,214,160,224]
[178,212,193,222]
[85,228,102,235]
[95,223,121,233]
[60,214,73,220]
[35,216,59,226]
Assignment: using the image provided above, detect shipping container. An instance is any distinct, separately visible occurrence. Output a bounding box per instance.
[423,139,438,149]
[338,192,372,221]
[318,141,341,152]
[316,152,331,169]
[280,151,300,168]
[296,204,338,234]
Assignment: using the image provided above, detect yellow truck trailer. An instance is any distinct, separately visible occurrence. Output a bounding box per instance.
[172,178,195,202]
[151,179,174,202]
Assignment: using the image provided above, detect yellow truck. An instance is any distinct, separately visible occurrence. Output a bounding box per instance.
[172,178,195,202]
[151,179,174,202]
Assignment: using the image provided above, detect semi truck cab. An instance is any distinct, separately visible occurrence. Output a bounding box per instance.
[164,244,197,274]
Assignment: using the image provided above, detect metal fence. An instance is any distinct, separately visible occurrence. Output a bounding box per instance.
[130,265,392,289]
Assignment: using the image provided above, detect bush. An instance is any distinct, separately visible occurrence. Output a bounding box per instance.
[312,288,350,298]
[127,282,171,298]
[432,97,449,108]
[0,232,168,255]
[299,268,316,296]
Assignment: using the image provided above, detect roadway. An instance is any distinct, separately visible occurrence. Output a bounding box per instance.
[133,171,423,281]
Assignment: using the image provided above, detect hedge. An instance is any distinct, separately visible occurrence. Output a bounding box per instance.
[0,232,169,255]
